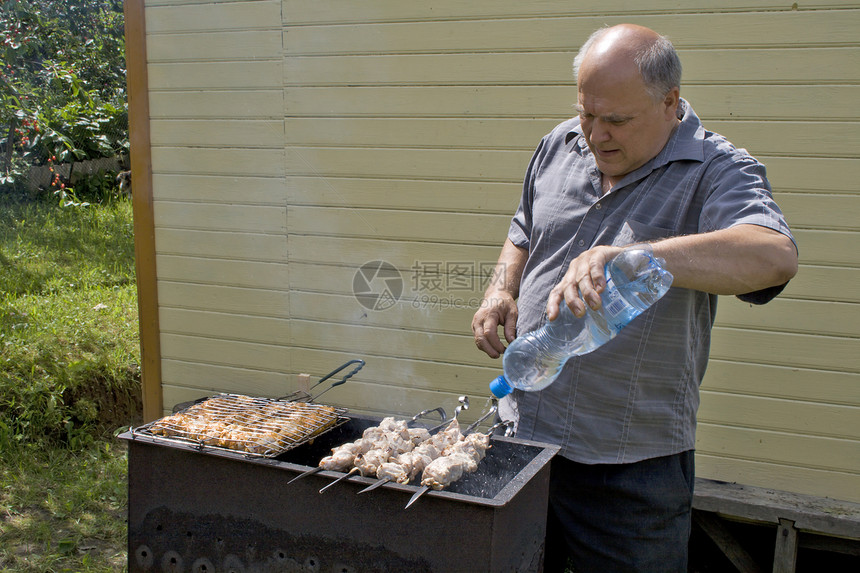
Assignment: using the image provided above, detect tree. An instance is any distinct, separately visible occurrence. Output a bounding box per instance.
[0,0,128,201]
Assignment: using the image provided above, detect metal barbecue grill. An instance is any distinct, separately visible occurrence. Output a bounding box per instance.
[131,393,350,458]
[121,412,559,572]
[132,361,364,458]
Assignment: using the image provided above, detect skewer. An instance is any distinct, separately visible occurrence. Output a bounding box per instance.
[319,467,360,493]
[464,398,498,434]
[357,477,390,494]
[488,419,515,436]
[288,465,322,484]
[358,416,453,493]
[429,395,469,433]
[405,433,490,509]
[308,400,463,497]
[403,401,497,509]
[411,406,446,426]
[360,411,463,495]
[405,485,430,509]
[359,398,483,502]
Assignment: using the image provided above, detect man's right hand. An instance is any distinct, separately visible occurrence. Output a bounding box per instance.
[472,291,519,359]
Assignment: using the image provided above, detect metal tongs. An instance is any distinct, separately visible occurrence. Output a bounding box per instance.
[280,359,365,404]
[404,398,498,509]
[168,359,364,415]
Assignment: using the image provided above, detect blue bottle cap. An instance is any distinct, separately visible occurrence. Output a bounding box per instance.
[489,375,513,398]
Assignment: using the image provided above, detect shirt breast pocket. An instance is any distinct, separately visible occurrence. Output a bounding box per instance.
[613,219,675,247]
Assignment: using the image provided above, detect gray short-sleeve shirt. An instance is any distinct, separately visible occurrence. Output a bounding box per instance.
[504,99,794,464]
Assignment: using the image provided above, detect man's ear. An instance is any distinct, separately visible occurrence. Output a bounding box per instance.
[663,87,680,118]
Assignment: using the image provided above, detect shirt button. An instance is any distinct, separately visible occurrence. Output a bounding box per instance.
[578,240,585,247]
[595,203,602,210]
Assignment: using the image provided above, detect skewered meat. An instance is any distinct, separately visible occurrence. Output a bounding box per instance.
[356,419,491,490]
[364,417,410,441]
[413,441,441,460]
[454,432,492,459]
[408,427,431,445]
[429,419,463,448]
[368,419,461,480]
[379,417,410,433]
[319,442,362,471]
[421,452,477,490]
[376,461,410,484]
[357,419,468,485]
[316,416,484,489]
[318,432,387,471]
[420,430,492,490]
[318,417,413,474]
[355,447,391,476]
[378,442,441,483]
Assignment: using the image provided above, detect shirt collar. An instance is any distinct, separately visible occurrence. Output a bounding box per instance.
[664,98,705,164]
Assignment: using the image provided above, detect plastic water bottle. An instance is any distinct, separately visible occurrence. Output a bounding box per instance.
[489,247,673,398]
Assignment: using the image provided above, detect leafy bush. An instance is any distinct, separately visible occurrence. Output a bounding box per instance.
[0,0,128,201]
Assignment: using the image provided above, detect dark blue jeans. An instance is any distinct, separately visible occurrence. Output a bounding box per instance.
[543,450,695,573]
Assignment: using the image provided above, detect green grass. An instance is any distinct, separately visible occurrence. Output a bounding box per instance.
[0,197,140,444]
[0,441,128,572]
[0,195,139,571]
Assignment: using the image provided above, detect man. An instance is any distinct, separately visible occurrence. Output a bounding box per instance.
[471,24,797,572]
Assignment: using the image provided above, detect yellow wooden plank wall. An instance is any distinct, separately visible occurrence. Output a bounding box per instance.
[144,0,290,403]
[143,0,860,502]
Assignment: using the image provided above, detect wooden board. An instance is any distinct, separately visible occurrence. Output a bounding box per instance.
[154,228,287,262]
[282,117,860,159]
[285,85,860,121]
[696,453,860,505]
[282,50,860,86]
[279,1,860,24]
[282,12,860,55]
[693,477,860,538]
[696,414,860,462]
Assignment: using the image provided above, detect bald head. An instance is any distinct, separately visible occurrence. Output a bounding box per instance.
[583,24,661,67]
[572,24,683,184]
[573,24,682,101]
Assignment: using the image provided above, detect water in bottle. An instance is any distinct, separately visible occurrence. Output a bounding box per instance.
[489,247,673,398]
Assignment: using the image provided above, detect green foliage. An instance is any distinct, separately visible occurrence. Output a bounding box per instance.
[0,0,128,199]
[0,197,140,447]
[0,8,133,563]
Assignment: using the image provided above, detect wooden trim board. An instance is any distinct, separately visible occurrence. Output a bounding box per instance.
[124,0,162,422]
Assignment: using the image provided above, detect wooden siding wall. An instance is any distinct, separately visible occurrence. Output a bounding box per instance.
[144,0,289,405]
[139,0,859,503]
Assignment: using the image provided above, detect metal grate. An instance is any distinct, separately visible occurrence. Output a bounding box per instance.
[132,393,348,457]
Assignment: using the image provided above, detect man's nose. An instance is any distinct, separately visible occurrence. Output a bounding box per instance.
[591,119,611,142]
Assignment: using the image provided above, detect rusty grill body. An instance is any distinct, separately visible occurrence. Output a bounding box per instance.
[121,414,559,573]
